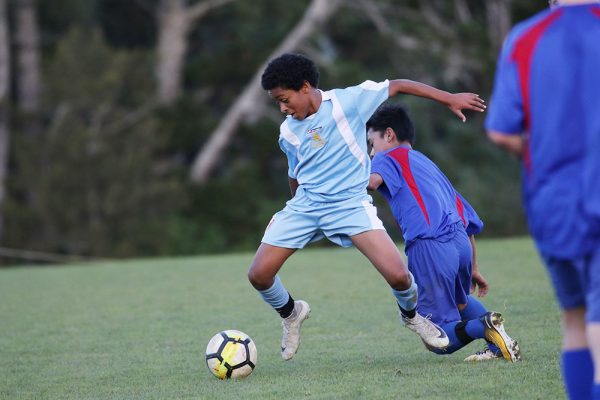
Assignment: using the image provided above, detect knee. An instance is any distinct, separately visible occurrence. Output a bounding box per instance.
[247,263,273,290]
[388,269,412,291]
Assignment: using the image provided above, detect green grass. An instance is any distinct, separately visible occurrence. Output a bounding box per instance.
[0,237,563,399]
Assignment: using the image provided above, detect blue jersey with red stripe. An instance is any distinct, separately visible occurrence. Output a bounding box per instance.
[485,4,600,258]
[371,145,483,249]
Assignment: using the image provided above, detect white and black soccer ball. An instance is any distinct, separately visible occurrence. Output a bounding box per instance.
[205,330,257,379]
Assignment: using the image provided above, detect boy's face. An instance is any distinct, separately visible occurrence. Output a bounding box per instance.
[367,128,393,158]
[268,82,313,121]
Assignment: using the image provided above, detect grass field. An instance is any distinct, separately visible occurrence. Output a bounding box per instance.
[0,237,564,399]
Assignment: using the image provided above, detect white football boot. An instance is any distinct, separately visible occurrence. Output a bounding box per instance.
[464,346,503,362]
[281,300,311,360]
[401,312,449,349]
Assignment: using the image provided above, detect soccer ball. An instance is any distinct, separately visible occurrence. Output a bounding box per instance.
[205,330,257,379]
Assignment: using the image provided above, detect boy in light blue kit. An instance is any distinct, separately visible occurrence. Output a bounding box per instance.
[367,104,521,362]
[247,53,486,360]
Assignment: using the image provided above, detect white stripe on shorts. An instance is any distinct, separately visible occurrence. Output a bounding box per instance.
[362,200,385,230]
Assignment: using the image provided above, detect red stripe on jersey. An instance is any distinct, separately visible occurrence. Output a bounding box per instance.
[592,6,600,18]
[387,147,430,225]
[455,194,466,227]
[510,10,563,173]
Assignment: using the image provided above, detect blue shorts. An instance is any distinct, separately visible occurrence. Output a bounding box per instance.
[542,245,600,322]
[406,229,472,326]
[262,188,385,249]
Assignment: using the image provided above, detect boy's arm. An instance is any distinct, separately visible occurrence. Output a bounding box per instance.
[469,235,489,297]
[487,130,525,157]
[288,177,299,198]
[367,173,383,191]
[388,79,486,122]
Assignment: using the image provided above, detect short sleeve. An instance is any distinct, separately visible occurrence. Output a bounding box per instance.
[343,80,390,125]
[456,192,484,236]
[278,136,299,179]
[485,31,526,135]
[371,152,402,197]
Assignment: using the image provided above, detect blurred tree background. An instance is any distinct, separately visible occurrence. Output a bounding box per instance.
[0,0,547,263]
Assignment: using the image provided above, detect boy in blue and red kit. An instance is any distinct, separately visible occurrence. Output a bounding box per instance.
[486,1,600,398]
[367,104,521,362]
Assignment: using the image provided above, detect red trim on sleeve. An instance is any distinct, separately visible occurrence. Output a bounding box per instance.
[455,194,467,227]
[387,148,430,225]
[510,10,562,173]
[592,6,600,19]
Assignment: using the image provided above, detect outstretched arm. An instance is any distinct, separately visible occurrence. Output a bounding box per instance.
[389,79,486,122]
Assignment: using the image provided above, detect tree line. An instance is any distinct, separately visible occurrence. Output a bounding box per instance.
[0,0,545,264]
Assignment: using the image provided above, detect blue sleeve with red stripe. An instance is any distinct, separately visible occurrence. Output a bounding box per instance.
[456,192,484,236]
[485,28,525,135]
[371,152,402,197]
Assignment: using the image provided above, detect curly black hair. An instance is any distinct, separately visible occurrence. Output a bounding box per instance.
[261,53,320,91]
[367,104,416,145]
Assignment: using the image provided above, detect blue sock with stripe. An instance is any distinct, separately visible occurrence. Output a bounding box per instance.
[460,296,501,355]
[562,349,593,400]
[258,275,294,318]
[428,320,487,355]
[391,272,418,315]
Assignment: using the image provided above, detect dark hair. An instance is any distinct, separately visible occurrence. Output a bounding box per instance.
[261,53,320,91]
[366,104,415,145]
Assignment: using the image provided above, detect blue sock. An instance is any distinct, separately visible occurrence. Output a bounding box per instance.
[459,295,487,320]
[428,321,465,354]
[464,318,485,339]
[391,272,418,312]
[460,296,501,354]
[258,275,290,309]
[562,349,593,400]
[594,384,600,400]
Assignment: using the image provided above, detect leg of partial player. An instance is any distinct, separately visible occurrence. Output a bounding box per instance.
[248,243,310,361]
[350,229,449,349]
[588,323,600,400]
[560,307,593,400]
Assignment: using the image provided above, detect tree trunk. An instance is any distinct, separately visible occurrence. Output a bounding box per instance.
[486,0,511,50]
[14,0,40,113]
[156,0,236,104]
[0,0,11,239]
[156,0,189,104]
[190,0,342,184]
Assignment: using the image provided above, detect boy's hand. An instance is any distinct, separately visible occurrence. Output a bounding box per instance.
[448,93,486,122]
[471,267,489,297]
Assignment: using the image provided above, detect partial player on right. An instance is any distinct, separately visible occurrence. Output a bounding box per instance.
[485,1,600,398]
[367,104,521,362]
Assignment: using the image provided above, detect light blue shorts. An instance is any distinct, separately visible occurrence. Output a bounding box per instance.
[262,189,385,249]
[543,245,600,322]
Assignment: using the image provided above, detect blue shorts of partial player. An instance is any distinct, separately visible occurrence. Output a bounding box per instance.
[406,226,472,327]
[262,187,385,249]
[543,245,600,322]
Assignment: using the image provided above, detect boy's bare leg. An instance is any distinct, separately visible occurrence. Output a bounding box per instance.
[248,243,295,290]
[248,243,310,360]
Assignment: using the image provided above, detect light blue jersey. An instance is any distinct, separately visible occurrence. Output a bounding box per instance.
[263,80,390,249]
[279,80,390,202]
